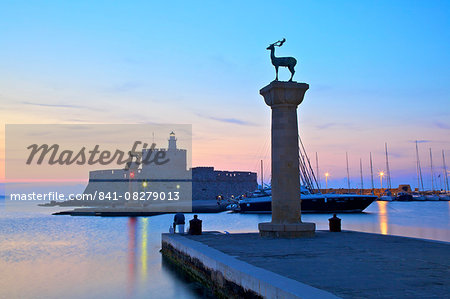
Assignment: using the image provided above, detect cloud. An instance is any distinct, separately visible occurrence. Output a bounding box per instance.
[315,122,354,130]
[21,101,100,111]
[109,81,142,93]
[388,151,405,159]
[65,118,89,123]
[209,116,255,126]
[409,140,431,144]
[316,122,337,129]
[196,113,256,126]
[434,121,450,130]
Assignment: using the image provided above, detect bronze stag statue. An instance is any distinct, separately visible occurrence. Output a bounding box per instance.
[266,38,297,82]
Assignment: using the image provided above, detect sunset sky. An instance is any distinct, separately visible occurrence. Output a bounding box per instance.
[1,0,449,190]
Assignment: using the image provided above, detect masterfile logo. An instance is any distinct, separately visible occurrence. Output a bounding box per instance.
[5,124,193,212]
[25,141,170,166]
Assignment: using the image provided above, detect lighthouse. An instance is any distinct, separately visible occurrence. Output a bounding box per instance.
[168,131,177,151]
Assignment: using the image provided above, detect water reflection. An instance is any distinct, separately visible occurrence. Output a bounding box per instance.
[377,201,388,235]
[127,217,150,295]
[140,218,148,280]
[127,217,137,297]
[1,201,449,299]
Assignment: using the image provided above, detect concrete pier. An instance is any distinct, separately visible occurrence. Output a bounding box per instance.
[52,199,229,216]
[259,81,315,237]
[161,232,338,299]
[161,231,450,298]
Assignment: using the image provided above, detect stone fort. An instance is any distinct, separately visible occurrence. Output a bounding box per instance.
[83,132,257,201]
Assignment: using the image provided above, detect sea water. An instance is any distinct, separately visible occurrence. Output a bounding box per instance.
[1,197,449,298]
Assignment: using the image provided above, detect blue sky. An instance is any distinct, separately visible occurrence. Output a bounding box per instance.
[1,0,449,189]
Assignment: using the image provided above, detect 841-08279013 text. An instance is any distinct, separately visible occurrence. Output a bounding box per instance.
[96,191,180,201]
[9,191,180,201]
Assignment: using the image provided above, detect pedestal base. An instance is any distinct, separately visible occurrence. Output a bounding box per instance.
[259,222,315,238]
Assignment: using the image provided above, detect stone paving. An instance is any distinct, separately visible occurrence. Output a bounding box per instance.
[186,231,450,298]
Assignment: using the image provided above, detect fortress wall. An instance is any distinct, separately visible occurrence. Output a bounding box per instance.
[192,167,257,200]
[192,181,257,201]
[89,169,128,180]
[85,163,256,203]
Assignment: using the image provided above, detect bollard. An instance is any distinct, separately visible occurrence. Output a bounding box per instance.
[329,214,341,232]
[189,215,202,235]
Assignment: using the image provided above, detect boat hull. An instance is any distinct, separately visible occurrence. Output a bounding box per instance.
[396,193,413,201]
[239,195,376,213]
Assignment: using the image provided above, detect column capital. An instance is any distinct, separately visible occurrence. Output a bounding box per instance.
[260,81,309,107]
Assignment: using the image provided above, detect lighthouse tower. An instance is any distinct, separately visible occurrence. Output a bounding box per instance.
[168,131,177,150]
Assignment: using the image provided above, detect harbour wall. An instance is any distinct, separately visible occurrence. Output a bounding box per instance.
[82,166,257,203]
[161,233,339,299]
[192,167,257,200]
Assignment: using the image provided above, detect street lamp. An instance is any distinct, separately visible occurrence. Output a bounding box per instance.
[325,172,330,192]
[379,171,384,190]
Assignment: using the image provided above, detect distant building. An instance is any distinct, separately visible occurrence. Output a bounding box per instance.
[398,184,412,193]
[82,132,257,203]
[322,184,413,196]
[192,167,257,200]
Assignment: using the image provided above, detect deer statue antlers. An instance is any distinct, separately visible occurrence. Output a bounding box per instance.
[272,38,286,47]
[268,38,286,48]
[266,38,297,82]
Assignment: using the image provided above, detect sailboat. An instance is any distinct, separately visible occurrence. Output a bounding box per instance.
[413,141,427,201]
[346,152,351,193]
[439,150,450,201]
[233,136,377,213]
[260,159,264,189]
[360,158,364,195]
[370,152,375,194]
[385,143,392,190]
[379,143,395,201]
[316,152,321,191]
[426,149,439,201]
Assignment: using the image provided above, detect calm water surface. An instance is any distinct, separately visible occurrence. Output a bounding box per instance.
[1,199,449,298]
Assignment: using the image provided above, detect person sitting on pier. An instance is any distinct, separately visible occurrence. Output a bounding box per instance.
[173,212,185,234]
[188,215,202,235]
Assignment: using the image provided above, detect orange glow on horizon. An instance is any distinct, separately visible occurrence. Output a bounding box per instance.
[0,178,88,183]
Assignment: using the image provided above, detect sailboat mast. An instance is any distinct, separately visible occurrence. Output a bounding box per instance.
[315,152,321,190]
[385,143,392,190]
[429,148,434,192]
[416,141,424,191]
[346,152,350,193]
[370,152,375,193]
[416,141,420,191]
[360,158,364,195]
[297,135,321,193]
[260,159,263,189]
[443,150,449,192]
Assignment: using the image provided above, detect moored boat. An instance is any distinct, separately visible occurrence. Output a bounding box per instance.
[235,187,376,213]
[411,192,426,201]
[439,193,450,201]
[425,194,440,201]
[396,192,413,201]
[378,189,393,201]
[378,195,394,201]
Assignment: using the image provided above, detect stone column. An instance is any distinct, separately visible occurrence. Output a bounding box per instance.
[258,81,315,237]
